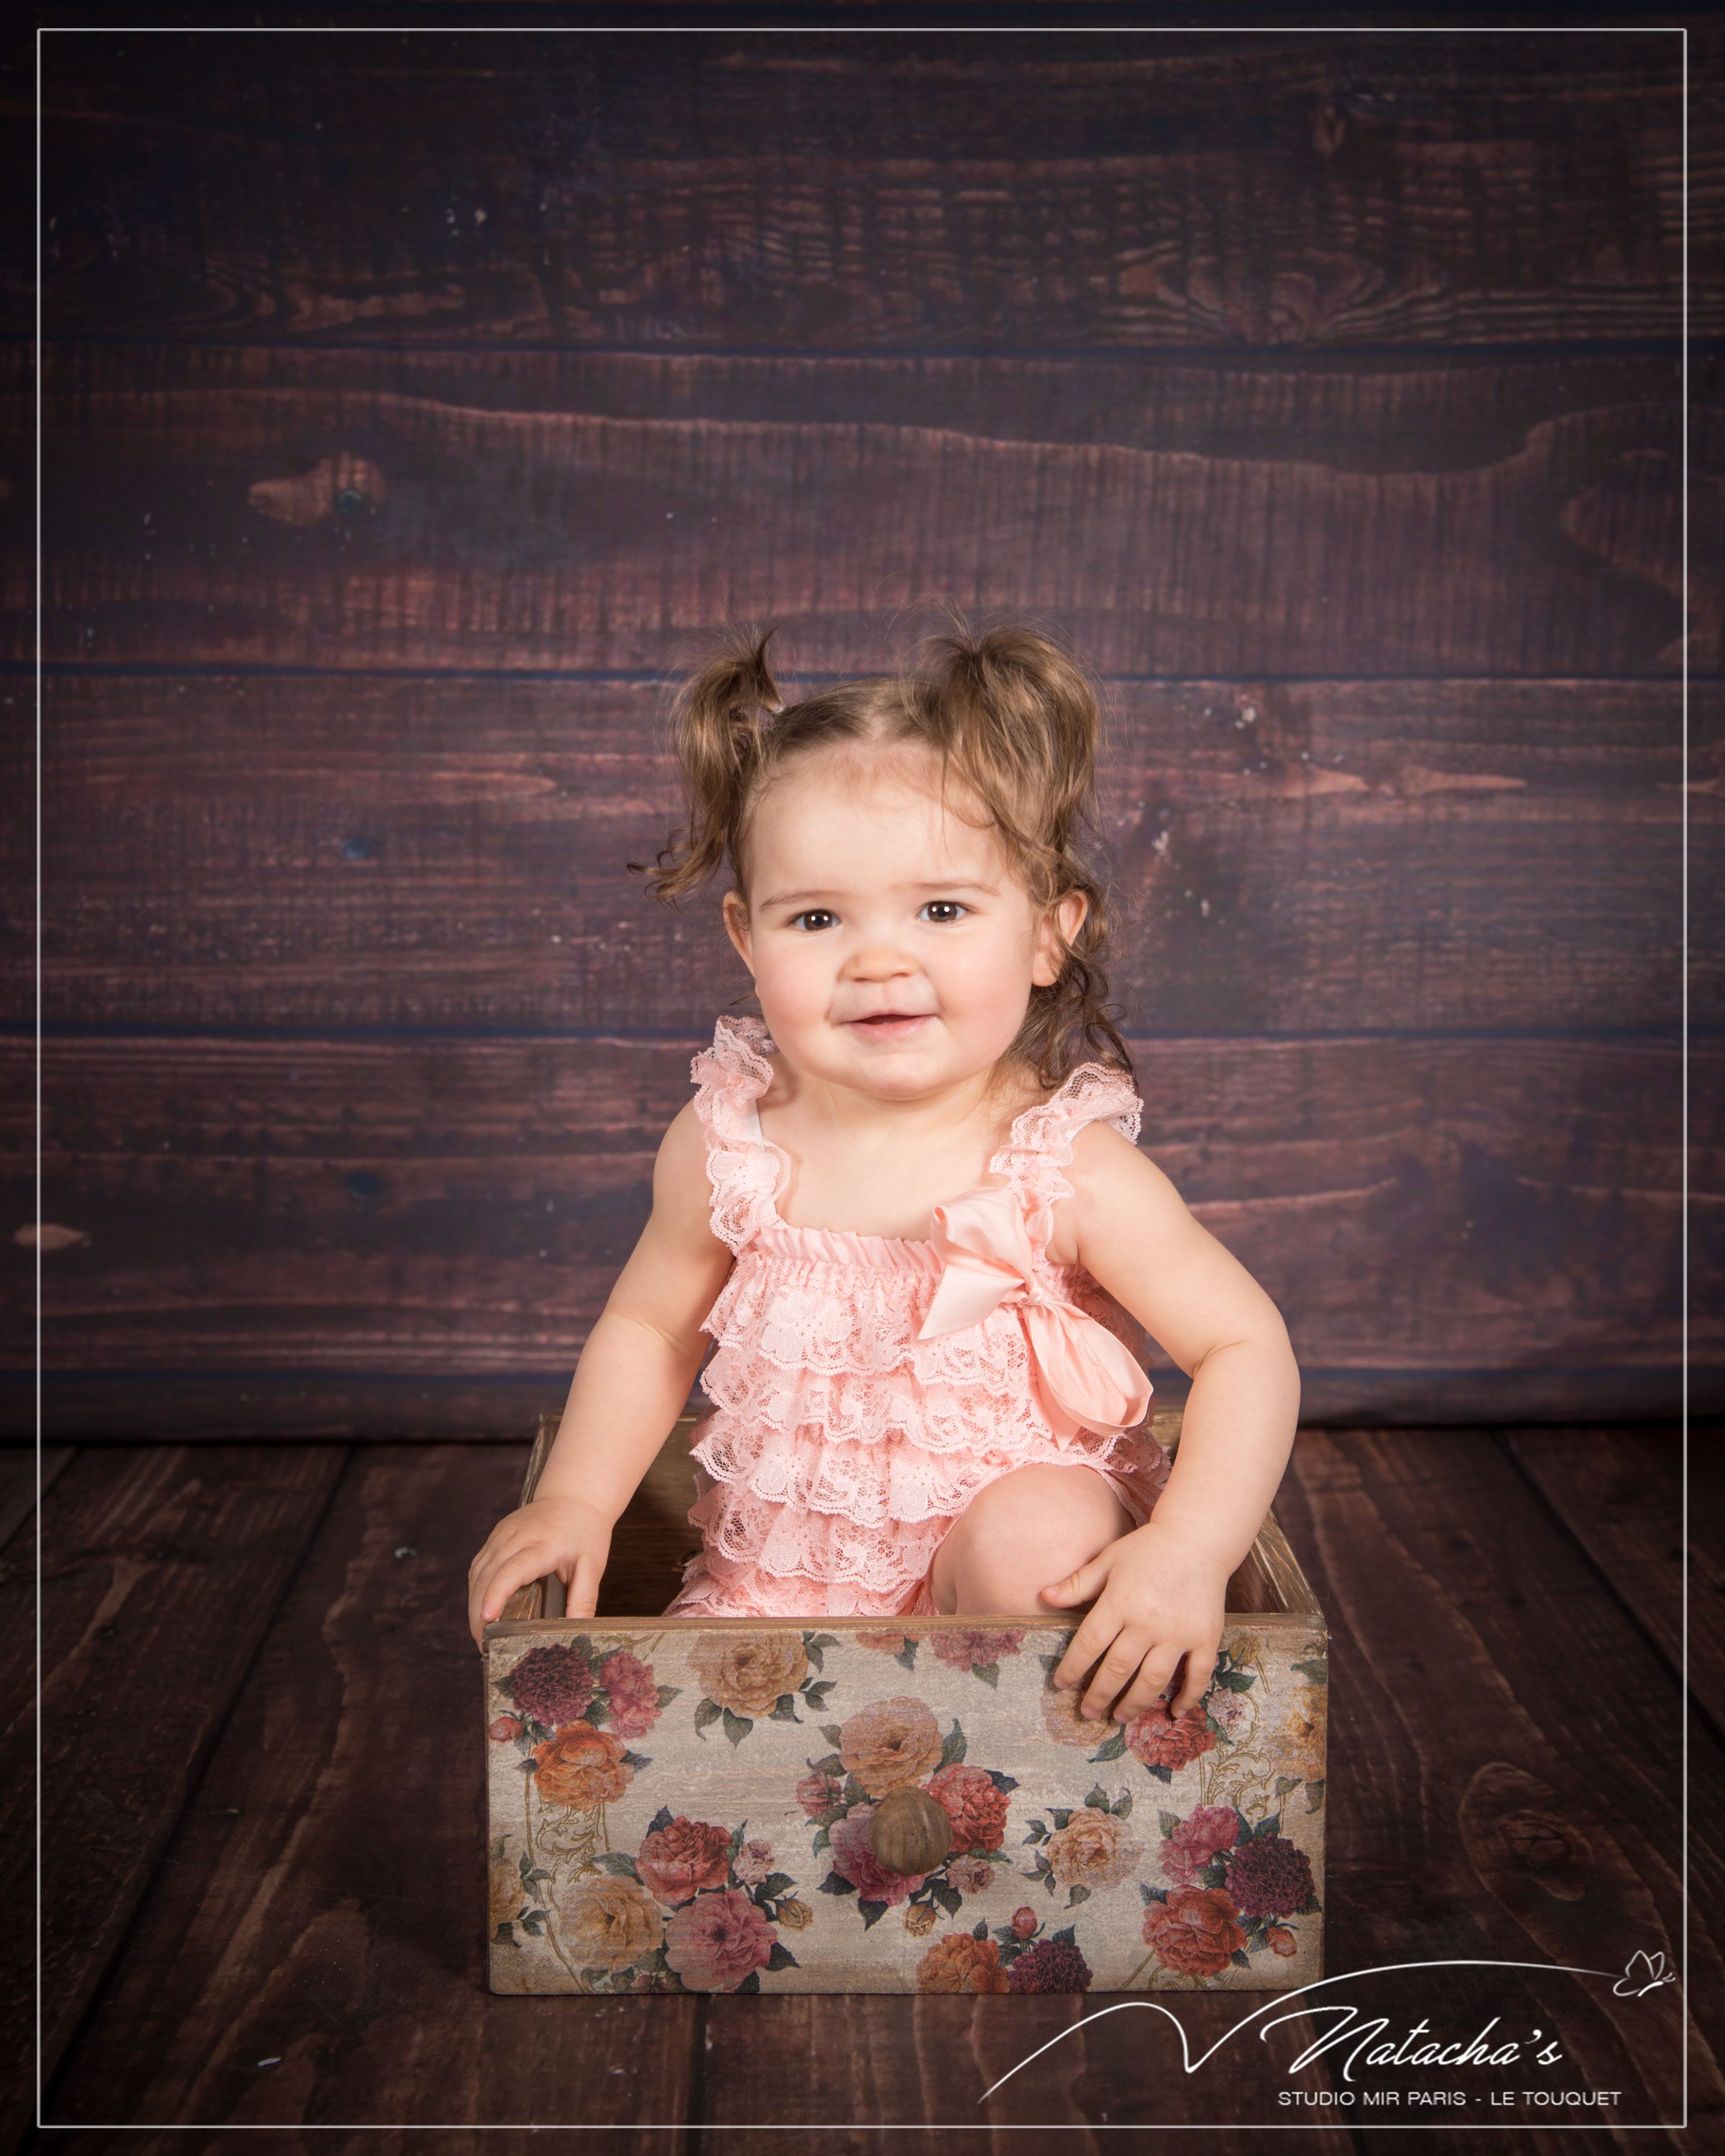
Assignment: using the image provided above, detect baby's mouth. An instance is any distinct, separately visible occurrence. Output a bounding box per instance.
[847,1010,932,1033]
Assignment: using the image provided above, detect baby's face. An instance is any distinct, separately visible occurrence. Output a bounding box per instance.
[724,745,1075,1103]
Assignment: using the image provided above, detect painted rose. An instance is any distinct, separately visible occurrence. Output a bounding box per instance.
[488,1715,523,1742]
[597,1649,661,1740]
[838,1697,943,1797]
[1041,1680,1119,1750]
[828,1802,930,1907]
[903,1902,938,1937]
[946,1855,995,1897]
[926,1761,1009,1853]
[1208,1690,1250,1737]
[1268,1925,1299,1957]
[859,1630,908,1657]
[533,1723,630,1808]
[1045,1808,1144,1891]
[929,1627,1024,1670]
[636,1817,734,1906]
[732,1838,776,1886]
[1143,1887,1248,1978]
[559,1874,665,1973]
[1006,1938,1093,1993]
[663,1887,776,1991]
[1225,1831,1315,1920]
[691,1633,809,1718]
[505,1641,594,1728]
[916,1933,1012,1994]
[1011,1907,1041,1940]
[1125,1697,1217,1773]
[796,1768,845,1818]
[1161,1804,1240,1887]
[1273,1698,1326,1783]
[777,1898,814,1931]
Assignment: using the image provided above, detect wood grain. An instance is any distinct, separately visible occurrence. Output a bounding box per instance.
[11,1031,1703,1428]
[1501,1427,1722,1735]
[1271,1430,1716,2147]
[34,30,1700,348]
[25,672,1706,1036]
[40,1445,700,2134]
[24,341,1686,454]
[0,1445,73,1552]
[22,1368,1699,1445]
[1,1376,598,1447]
[17,344,1698,676]
[0,1442,346,2153]
[51,2138,684,2156]
[696,1989,1359,2137]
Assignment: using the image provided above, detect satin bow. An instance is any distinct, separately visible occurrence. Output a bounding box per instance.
[916,1184,1152,1444]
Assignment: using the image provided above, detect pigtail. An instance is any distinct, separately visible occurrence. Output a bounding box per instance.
[923,622,1100,868]
[921,621,1133,1087]
[640,629,783,901]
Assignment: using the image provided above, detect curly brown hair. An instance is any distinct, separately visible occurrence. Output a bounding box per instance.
[641,621,1131,1088]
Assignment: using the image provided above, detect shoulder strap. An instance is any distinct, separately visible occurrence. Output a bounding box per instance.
[689,1016,788,1253]
[988,1064,1143,1261]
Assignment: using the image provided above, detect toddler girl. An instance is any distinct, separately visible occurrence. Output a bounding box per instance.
[469,625,1300,1726]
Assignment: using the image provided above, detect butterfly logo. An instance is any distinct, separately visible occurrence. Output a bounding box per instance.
[1613,1950,1677,1999]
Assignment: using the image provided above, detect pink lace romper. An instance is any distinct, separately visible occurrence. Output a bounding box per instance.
[665,1016,1172,1621]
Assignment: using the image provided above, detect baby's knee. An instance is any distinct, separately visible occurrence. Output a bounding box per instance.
[939,1468,1128,1616]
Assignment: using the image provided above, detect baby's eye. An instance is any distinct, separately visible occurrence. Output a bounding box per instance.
[919,900,968,924]
[789,909,837,932]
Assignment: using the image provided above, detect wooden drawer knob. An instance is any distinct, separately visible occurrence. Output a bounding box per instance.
[868,1784,953,1875]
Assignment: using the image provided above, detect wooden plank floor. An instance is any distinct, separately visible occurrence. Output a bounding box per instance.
[5,1424,1716,2154]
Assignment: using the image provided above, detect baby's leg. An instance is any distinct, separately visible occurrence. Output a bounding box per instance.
[931,1465,1133,1616]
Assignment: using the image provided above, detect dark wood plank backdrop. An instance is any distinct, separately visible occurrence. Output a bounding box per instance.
[7,24,1714,1436]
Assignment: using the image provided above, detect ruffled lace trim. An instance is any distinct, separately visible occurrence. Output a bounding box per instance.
[702,1257,1136,1387]
[667,1434,1171,1616]
[691,1378,1156,1526]
[988,1062,1143,1262]
[690,1015,790,1254]
[670,1539,931,1620]
[684,1256,1167,1606]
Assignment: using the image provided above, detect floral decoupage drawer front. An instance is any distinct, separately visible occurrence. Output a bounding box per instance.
[484,1616,1327,1996]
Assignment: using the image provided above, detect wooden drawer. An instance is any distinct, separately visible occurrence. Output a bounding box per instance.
[483,1409,1326,1996]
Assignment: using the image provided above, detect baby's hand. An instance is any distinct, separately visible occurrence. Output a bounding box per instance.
[1041,1520,1226,1724]
[466,1495,612,1648]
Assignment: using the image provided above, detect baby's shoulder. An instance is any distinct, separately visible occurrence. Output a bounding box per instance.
[1067,1114,1144,1164]
[656,1098,714,1189]
[1054,1115,1153,1205]
[653,1100,744,1252]
[1043,1118,1182,1264]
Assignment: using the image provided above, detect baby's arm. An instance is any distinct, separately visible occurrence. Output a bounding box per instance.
[466,1102,734,1644]
[1042,1123,1300,1722]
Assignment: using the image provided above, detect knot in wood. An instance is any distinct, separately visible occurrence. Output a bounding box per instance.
[1501,1807,1592,1880]
[868,1784,952,1876]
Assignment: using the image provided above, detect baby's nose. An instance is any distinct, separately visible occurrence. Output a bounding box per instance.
[845,934,918,977]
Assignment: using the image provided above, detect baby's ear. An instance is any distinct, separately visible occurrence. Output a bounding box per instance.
[722,891,756,973]
[1031,890,1088,986]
